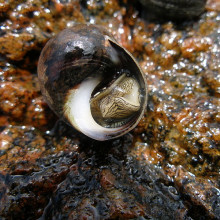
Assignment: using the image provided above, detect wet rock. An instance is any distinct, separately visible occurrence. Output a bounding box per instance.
[0,0,219,219]
[40,137,190,219]
[175,166,220,219]
[0,59,56,129]
[0,126,79,219]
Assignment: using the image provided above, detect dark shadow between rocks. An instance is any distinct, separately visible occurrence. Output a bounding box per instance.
[45,117,134,167]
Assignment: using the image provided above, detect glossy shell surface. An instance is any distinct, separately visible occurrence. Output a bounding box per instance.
[38,24,147,140]
[139,0,207,20]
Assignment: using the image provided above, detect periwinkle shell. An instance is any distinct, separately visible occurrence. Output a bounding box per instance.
[38,24,147,140]
[139,0,207,20]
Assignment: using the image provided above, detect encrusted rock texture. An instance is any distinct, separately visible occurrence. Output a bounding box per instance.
[0,0,219,219]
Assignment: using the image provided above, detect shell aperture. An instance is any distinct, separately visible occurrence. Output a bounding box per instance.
[91,74,141,127]
[64,75,121,141]
[37,24,147,141]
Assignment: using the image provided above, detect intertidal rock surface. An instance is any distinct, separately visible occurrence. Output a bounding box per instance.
[0,0,219,219]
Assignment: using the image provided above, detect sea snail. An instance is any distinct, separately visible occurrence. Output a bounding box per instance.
[38,24,147,141]
[138,0,207,20]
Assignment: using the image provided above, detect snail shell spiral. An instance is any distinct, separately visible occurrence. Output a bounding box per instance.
[38,24,147,141]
